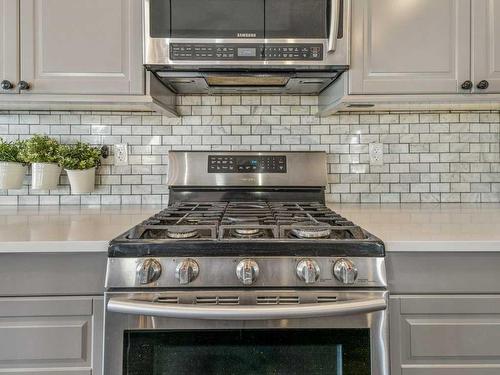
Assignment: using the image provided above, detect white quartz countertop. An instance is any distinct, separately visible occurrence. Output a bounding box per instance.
[0,203,499,253]
[0,206,161,253]
[329,203,500,252]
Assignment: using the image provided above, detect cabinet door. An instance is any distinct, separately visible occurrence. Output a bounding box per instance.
[350,0,471,94]
[19,0,144,95]
[472,0,500,93]
[0,0,19,95]
[390,295,500,375]
[0,296,103,375]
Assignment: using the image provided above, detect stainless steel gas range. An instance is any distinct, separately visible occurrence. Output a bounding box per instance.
[104,151,388,375]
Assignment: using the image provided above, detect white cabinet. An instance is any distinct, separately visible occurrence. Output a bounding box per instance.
[0,0,19,94]
[0,296,103,375]
[472,0,500,93]
[319,0,500,115]
[19,0,144,95]
[350,0,471,94]
[390,296,500,375]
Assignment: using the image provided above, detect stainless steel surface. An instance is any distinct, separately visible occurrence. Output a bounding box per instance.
[104,290,389,375]
[334,258,358,285]
[236,259,260,285]
[175,259,199,285]
[107,296,386,320]
[136,258,162,285]
[296,259,321,284]
[167,151,328,187]
[328,0,341,53]
[143,0,350,67]
[106,257,386,289]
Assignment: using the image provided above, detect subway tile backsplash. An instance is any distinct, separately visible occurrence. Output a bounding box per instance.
[0,95,499,205]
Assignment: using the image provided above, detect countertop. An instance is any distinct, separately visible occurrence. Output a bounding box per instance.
[330,203,500,252]
[0,203,499,253]
[0,206,160,253]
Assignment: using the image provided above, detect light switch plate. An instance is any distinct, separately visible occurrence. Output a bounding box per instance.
[369,143,383,166]
[114,143,129,166]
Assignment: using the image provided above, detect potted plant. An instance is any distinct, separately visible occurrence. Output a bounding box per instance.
[58,142,102,194]
[19,135,61,190]
[0,138,28,189]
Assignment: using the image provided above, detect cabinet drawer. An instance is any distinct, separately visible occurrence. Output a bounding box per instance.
[390,295,500,375]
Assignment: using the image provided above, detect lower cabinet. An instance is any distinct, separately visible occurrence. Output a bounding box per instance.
[0,296,103,375]
[390,295,500,375]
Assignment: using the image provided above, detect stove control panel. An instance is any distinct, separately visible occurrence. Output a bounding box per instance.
[170,43,323,61]
[208,155,287,173]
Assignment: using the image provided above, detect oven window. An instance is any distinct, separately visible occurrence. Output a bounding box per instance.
[170,0,265,38]
[123,329,370,375]
[265,0,328,38]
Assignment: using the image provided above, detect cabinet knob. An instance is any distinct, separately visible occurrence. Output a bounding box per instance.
[18,81,30,91]
[460,80,473,90]
[476,80,489,90]
[0,80,14,90]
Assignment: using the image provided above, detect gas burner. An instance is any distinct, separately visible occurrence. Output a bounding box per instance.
[231,227,264,239]
[166,228,200,239]
[289,226,332,239]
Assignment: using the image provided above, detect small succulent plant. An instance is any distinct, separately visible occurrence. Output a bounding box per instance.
[18,135,60,164]
[58,142,102,170]
[0,138,28,163]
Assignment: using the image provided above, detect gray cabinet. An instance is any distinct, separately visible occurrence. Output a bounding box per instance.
[350,0,471,94]
[0,0,19,94]
[472,0,500,93]
[390,295,500,375]
[0,296,103,375]
[19,0,144,95]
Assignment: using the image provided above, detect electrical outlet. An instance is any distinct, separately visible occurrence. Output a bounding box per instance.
[369,143,383,166]
[114,143,129,166]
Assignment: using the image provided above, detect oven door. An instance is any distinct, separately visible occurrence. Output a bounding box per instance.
[145,0,349,66]
[104,290,388,375]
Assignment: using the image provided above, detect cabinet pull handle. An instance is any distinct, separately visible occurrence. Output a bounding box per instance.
[0,80,14,90]
[18,81,30,91]
[460,80,473,90]
[476,80,489,90]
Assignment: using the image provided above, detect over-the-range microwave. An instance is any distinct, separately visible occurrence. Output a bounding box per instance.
[144,0,350,95]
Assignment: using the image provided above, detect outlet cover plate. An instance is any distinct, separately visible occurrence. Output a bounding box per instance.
[369,142,383,166]
[114,143,129,166]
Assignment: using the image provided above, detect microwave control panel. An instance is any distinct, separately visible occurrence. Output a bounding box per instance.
[171,43,323,61]
[208,155,287,173]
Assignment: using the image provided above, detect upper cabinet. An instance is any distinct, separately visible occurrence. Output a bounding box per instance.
[0,0,19,94]
[472,0,500,93]
[350,0,471,94]
[19,0,144,95]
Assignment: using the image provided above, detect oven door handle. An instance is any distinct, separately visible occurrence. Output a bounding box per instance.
[107,297,386,320]
[328,0,342,53]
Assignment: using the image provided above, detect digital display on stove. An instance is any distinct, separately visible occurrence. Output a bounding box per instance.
[238,47,257,57]
[208,155,287,173]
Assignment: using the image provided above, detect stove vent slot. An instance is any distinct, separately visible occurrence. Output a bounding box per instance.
[316,296,338,303]
[257,296,300,305]
[156,296,179,304]
[195,296,240,305]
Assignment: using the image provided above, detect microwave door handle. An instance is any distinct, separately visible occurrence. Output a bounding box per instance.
[328,0,341,53]
[107,297,386,320]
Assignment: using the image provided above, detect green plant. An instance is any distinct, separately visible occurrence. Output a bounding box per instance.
[58,142,102,170]
[0,138,27,163]
[19,135,60,164]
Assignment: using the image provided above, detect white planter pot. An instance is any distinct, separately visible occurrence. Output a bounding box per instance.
[31,163,62,190]
[0,162,27,190]
[66,167,96,194]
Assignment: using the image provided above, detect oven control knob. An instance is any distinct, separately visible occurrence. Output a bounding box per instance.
[137,259,162,285]
[296,259,320,284]
[236,259,259,285]
[333,259,358,285]
[175,259,199,285]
